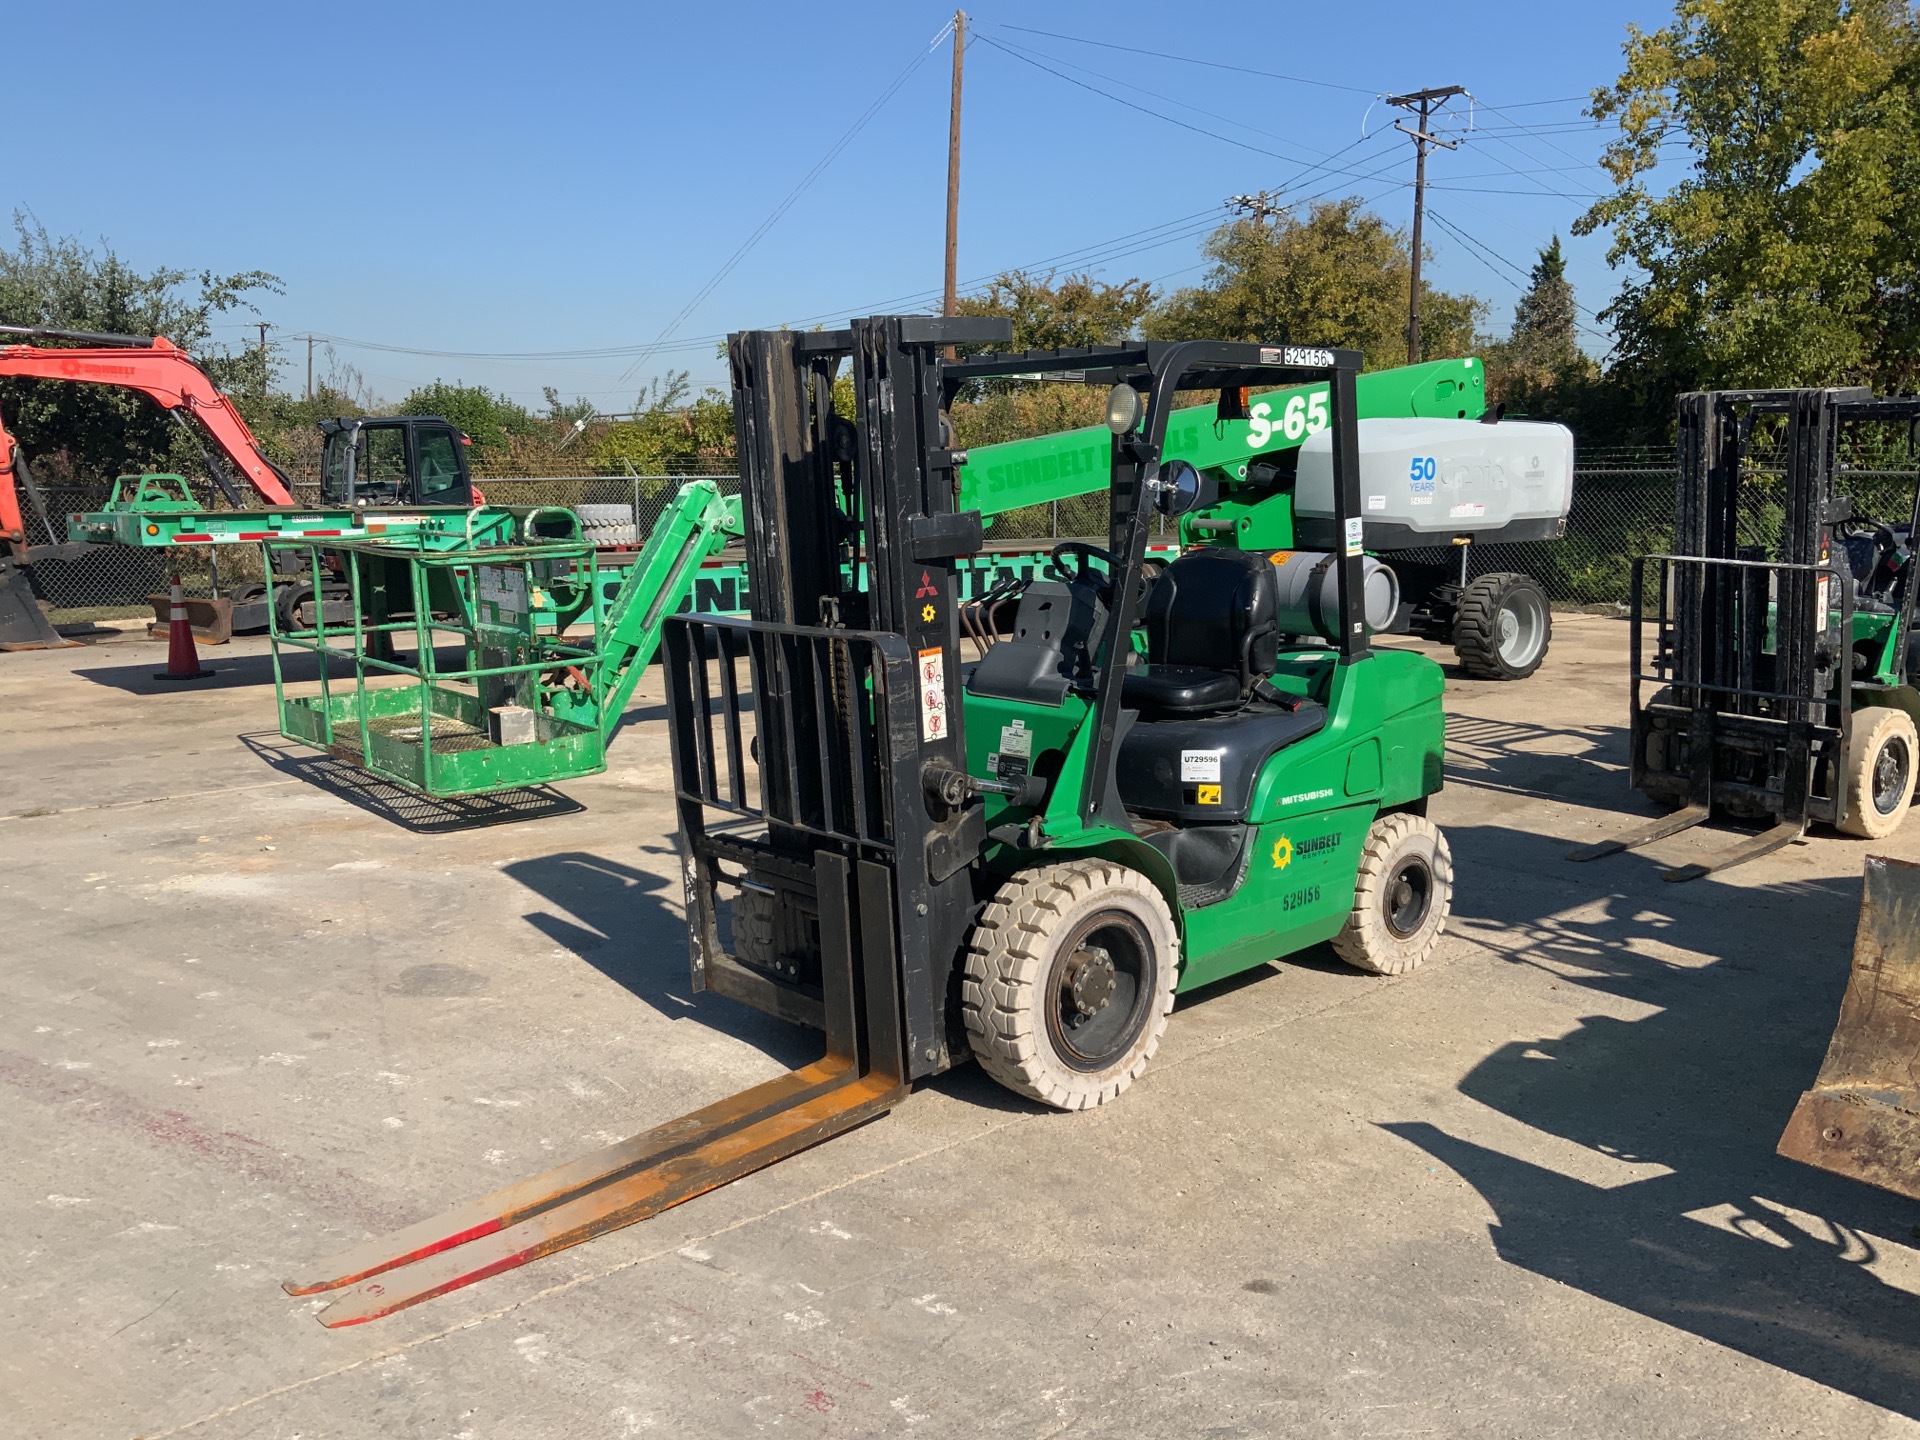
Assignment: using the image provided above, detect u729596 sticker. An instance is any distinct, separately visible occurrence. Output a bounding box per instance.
[1180,749,1224,782]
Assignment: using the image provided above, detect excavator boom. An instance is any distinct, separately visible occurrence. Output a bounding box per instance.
[0,325,300,648]
[0,326,296,509]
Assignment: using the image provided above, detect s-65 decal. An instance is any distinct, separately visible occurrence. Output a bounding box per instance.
[1246,390,1330,449]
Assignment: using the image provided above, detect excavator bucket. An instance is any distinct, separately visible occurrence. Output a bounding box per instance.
[1779,855,1920,1199]
[0,558,75,650]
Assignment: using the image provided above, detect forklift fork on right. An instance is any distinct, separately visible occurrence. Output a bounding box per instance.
[1571,387,1920,881]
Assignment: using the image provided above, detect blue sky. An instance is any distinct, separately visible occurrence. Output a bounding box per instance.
[7,2,1671,410]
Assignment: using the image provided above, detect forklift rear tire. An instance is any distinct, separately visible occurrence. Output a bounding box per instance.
[1332,813,1453,976]
[1838,707,1918,839]
[962,859,1178,1112]
[1453,572,1551,681]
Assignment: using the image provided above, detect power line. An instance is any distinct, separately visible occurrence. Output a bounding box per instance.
[613,18,956,386]
[974,33,1406,186]
[983,29,1381,165]
[1423,208,1612,346]
[996,22,1377,93]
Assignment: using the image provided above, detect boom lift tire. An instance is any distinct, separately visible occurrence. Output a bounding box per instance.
[1838,706,1918,839]
[962,859,1178,1111]
[1453,571,1551,681]
[1332,812,1453,976]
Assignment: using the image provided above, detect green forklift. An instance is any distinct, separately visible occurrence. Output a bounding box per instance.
[286,318,1453,1324]
[1573,387,1920,881]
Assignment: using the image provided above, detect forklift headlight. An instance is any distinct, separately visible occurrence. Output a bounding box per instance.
[1105,383,1142,436]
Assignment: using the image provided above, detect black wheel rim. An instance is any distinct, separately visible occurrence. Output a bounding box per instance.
[1873,734,1911,815]
[1382,855,1435,939]
[1045,911,1154,1072]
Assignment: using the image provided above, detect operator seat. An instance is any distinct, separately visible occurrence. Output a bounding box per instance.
[1122,547,1281,718]
[1116,546,1327,831]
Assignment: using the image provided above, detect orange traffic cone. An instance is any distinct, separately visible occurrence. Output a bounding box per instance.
[154,574,209,682]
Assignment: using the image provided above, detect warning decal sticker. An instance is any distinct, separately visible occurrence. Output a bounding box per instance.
[917,646,948,742]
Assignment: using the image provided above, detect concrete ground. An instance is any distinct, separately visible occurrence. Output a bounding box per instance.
[5,614,1920,1439]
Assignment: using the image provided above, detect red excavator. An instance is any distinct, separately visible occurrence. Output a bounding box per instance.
[0,325,304,648]
[0,324,473,648]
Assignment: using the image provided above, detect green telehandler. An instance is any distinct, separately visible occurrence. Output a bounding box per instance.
[286,317,1454,1325]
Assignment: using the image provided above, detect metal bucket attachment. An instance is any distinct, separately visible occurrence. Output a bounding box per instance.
[0,558,77,650]
[1779,855,1920,1199]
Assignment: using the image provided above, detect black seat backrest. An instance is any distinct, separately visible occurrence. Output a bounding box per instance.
[1142,548,1280,688]
[966,581,1107,705]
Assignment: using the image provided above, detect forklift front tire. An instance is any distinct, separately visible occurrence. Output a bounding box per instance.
[1839,706,1918,839]
[962,860,1178,1112]
[1332,813,1453,976]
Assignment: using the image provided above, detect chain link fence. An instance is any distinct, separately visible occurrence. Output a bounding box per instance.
[29,447,1920,623]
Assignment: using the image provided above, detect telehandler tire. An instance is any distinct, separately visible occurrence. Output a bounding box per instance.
[962,859,1178,1111]
[1838,706,1918,839]
[1332,812,1453,976]
[1453,572,1551,680]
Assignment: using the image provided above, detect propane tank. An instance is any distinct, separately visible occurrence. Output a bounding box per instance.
[1266,550,1400,641]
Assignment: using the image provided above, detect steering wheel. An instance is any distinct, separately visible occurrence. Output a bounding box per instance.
[1048,540,1120,601]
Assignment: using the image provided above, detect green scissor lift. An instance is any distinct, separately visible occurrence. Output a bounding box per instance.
[266,482,740,796]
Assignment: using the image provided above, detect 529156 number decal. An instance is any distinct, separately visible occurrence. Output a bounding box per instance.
[1282,884,1322,912]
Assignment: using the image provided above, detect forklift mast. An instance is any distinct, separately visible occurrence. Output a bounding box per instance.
[709,315,1008,1076]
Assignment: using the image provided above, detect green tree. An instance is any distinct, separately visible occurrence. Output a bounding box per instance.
[1576,0,1920,398]
[591,370,735,473]
[1147,199,1485,371]
[0,214,281,481]
[397,380,537,457]
[955,269,1156,353]
[1482,236,1602,420]
[944,270,1155,442]
[1509,236,1580,372]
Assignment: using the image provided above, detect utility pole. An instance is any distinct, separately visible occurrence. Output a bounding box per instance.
[1227,190,1284,225]
[305,334,314,401]
[255,321,271,397]
[1385,85,1462,366]
[942,10,966,334]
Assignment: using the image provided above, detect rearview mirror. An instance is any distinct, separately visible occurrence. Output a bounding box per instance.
[1153,459,1217,517]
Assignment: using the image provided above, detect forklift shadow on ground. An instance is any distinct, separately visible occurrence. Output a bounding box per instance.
[236,731,585,833]
[1443,711,1630,808]
[1395,822,1920,1418]
[501,850,818,1071]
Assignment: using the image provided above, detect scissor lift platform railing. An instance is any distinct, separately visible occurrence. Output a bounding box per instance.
[266,529,611,797]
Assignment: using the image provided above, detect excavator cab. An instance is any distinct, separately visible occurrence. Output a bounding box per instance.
[319,416,473,508]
